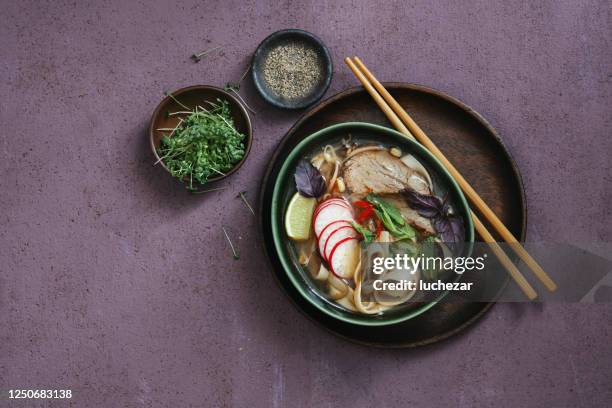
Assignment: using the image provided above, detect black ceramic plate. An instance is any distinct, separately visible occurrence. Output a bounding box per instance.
[259,83,526,348]
[251,29,333,109]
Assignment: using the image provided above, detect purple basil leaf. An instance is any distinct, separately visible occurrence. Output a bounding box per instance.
[417,207,442,218]
[294,159,326,198]
[432,216,464,243]
[433,215,465,253]
[441,192,451,215]
[404,189,465,252]
[403,189,443,218]
[449,216,465,244]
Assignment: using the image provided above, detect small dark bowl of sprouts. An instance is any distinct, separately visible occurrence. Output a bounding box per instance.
[149,85,252,191]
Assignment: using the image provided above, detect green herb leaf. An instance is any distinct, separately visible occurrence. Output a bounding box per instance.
[352,222,375,243]
[421,236,438,280]
[391,240,420,258]
[367,193,404,225]
[366,193,416,241]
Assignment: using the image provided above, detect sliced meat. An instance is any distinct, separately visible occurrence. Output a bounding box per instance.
[406,174,431,195]
[343,150,429,195]
[382,196,436,235]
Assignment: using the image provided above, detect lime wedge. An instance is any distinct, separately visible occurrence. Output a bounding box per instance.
[285,192,317,241]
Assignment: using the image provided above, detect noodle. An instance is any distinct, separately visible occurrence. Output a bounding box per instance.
[288,137,452,316]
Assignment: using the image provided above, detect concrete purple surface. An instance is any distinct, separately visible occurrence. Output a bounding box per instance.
[1,0,611,407]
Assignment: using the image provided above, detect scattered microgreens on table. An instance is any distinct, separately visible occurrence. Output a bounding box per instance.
[224,62,256,115]
[224,63,251,93]
[222,227,240,260]
[190,46,222,63]
[191,186,227,194]
[237,191,255,215]
[155,92,246,191]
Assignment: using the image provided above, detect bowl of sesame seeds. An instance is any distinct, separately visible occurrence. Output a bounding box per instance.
[251,29,333,109]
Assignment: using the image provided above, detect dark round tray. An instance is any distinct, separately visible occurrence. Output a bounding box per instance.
[259,83,526,348]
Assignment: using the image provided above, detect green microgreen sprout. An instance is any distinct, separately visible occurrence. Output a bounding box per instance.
[224,63,251,92]
[225,82,240,92]
[222,227,240,260]
[224,63,256,115]
[237,191,255,215]
[155,95,246,191]
[227,87,256,115]
[164,91,190,111]
[166,111,194,118]
[191,45,222,63]
[191,186,227,195]
[209,167,226,176]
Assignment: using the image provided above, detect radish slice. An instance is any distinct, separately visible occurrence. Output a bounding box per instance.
[313,199,352,232]
[320,223,354,261]
[321,197,351,207]
[317,220,352,258]
[318,220,352,240]
[313,198,351,218]
[329,237,360,279]
[315,197,351,211]
[323,226,358,262]
[313,204,353,237]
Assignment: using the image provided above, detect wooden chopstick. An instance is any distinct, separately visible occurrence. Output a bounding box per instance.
[344,56,544,300]
[350,57,557,293]
[472,214,537,300]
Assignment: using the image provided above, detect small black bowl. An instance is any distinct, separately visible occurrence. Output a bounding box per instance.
[251,29,333,109]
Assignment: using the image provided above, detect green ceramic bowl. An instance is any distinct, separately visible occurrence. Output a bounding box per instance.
[271,122,474,326]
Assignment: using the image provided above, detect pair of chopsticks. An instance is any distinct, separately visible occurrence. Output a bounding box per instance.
[345,56,557,300]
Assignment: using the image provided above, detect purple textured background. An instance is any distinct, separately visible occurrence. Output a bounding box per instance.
[1,0,611,407]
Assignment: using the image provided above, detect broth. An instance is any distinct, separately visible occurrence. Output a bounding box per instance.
[285,135,464,315]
